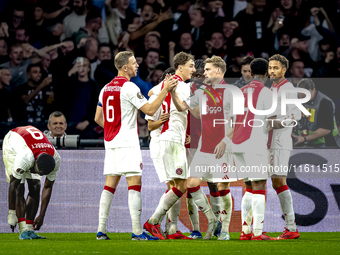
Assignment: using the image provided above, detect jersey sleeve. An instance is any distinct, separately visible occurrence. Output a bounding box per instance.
[145,95,161,121]
[284,85,302,121]
[152,83,162,96]
[262,88,276,118]
[98,87,105,107]
[12,148,35,180]
[46,150,60,182]
[125,82,148,109]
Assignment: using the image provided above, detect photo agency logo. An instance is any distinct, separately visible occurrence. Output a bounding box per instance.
[199,84,312,128]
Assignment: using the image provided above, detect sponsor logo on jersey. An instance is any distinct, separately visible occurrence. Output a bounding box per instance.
[206,105,222,114]
[137,92,144,99]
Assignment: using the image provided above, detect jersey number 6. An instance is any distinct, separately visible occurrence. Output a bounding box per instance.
[106,96,114,122]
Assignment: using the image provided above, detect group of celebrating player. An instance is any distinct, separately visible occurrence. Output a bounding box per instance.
[4,49,301,241]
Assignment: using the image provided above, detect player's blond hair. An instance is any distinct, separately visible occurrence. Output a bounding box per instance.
[204,55,226,75]
[114,51,134,70]
[173,52,195,69]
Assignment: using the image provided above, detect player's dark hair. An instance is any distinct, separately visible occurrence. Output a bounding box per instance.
[250,58,268,76]
[290,59,304,70]
[114,51,133,70]
[195,59,205,72]
[36,153,55,176]
[85,7,101,24]
[159,67,175,82]
[27,63,41,73]
[98,43,112,52]
[269,54,289,70]
[240,56,253,67]
[297,78,315,90]
[174,51,195,69]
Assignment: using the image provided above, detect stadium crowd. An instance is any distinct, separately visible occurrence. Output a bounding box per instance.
[0,0,340,146]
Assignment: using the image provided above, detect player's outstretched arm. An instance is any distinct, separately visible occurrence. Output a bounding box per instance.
[33,179,55,231]
[170,90,188,112]
[94,106,104,128]
[140,77,177,116]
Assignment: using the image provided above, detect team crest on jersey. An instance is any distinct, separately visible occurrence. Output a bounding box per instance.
[137,92,144,99]
[176,168,183,175]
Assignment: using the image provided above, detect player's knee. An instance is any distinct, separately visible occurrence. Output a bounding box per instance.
[271,177,286,189]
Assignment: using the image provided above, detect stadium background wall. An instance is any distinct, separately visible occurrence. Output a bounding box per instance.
[0,149,339,233]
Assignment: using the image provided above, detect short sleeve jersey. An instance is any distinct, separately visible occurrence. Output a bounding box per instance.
[98,76,148,148]
[145,94,162,138]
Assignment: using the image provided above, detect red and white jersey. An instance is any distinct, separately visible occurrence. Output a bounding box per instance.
[6,126,60,181]
[153,75,190,144]
[232,80,275,155]
[145,94,162,138]
[99,76,148,148]
[185,81,233,154]
[268,78,302,150]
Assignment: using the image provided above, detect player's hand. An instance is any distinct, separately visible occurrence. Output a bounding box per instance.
[159,113,170,123]
[293,135,304,146]
[76,120,90,131]
[8,210,18,232]
[214,141,226,159]
[185,134,191,145]
[164,75,178,92]
[33,215,44,230]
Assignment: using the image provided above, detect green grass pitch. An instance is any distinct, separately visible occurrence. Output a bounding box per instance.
[1,232,339,254]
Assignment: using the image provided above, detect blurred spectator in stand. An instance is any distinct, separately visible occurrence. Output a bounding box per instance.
[42,0,71,28]
[287,59,305,86]
[294,78,340,147]
[204,31,227,60]
[94,43,116,87]
[234,0,271,57]
[65,57,99,138]
[62,0,109,43]
[83,37,99,79]
[43,111,67,138]
[225,47,247,79]
[189,8,207,46]
[14,25,30,44]
[234,56,253,88]
[144,32,161,51]
[138,48,160,80]
[314,46,340,78]
[0,38,9,64]
[172,0,191,33]
[276,29,291,54]
[72,8,102,45]
[7,7,25,40]
[204,0,225,20]
[149,62,166,87]
[12,63,52,123]
[0,67,12,122]
[60,38,75,56]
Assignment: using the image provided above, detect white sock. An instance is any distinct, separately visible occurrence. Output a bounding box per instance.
[252,191,265,237]
[168,198,181,235]
[149,188,183,225]
[18,218,27,235]
[26,220,34,231]
[219,190,232,233]
[187,194,200,231]
[97,186,115,233]
[128,186,143,235]
[210,191,221,221]
[188,186,216,223]
[241,190,253,234]
[276,185,296,232]
[158,191,167,225]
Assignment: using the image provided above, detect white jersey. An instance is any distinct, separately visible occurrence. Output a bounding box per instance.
[232,80,276,156]
[153,76,190,144]
[185,83,233,152]
[268,79,302,150]
[145,94,162,138]
[3,131,60,181]
[98,76,148,148]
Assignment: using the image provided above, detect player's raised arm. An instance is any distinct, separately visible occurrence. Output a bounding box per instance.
[170,90,189,112]
[140,76,177,116]
[94,105,104,128]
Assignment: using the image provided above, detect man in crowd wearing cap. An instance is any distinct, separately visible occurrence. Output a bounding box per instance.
[3,125,61,239]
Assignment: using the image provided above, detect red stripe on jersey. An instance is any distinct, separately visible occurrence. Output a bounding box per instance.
[11,126,55,158]
[102,77,127,142]
[173,75,183,82]
[186,82,201,148]
[271,78,289,91]
[275,185,289,194]
[160,80,171,133]
[232,81,264,145]
[200,86,225,153]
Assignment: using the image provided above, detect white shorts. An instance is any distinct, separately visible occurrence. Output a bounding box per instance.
[190,150,237,182]
[150,138,170,183]
[103,147,142,177]
[3,134,41,184]
[233,153,269,181]
[268,149,291,177]
[159,140,188,180]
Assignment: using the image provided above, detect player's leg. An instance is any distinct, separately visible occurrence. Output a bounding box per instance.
[216,182,231,240]
[25,179,41,231]
[15,180,28,237]
[208,181,222,237]
[240,181,253,240]
[165,181,181,236]
[186,191,201,238]
[97,175,121,240]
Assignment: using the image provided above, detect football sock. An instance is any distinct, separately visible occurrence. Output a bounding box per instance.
[210,191,221,221]
[241,189,253,234]
[148,187,183,225]
[187,186,216,223]
[219,190,232,232]
[97,186,115,234]
[18,217,27,235]
[186,192,200,231]
[168,198,181,235]
[276,185,297,232]
[26,220,34,231]
[158,191,168,225]
[128,185,143,235]
[252,190,265,237]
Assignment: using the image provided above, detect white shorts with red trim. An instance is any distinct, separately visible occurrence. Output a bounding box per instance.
[103,147,142,177]
[233,152,269,181]
[150,138,171,183]
[268,149,291,177]
[189,150,237,182]
[159,140,188,180]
